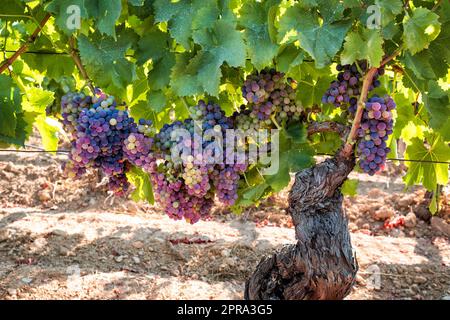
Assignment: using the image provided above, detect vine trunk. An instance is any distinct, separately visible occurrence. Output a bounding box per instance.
[245,152,357,300]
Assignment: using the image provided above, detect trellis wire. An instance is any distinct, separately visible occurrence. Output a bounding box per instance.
[0,148,448,164]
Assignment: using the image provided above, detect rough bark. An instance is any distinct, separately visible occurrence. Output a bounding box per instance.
[245,152,358,300]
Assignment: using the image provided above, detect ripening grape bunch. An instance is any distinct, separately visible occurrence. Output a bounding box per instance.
[356,95,395,175]
[61,91,141,195]
[322,61,384,114]
[143,100,247,223]
[240,69,302,125]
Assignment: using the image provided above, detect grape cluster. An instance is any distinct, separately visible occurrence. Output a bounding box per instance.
[322,61,384,113]
[356,95,395,175]
[241,69,302,124]
[61,92,92,137]
[61,91,139,195]
[143,100,247,223]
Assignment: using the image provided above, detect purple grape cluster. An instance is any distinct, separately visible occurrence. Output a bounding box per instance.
[322,61,384,113]
[241,69,302,123]
[61,91,140,195]
[356,95,395,175]
[140,100,247,223]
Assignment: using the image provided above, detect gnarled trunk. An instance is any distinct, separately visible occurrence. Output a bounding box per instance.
[245,153,358,300]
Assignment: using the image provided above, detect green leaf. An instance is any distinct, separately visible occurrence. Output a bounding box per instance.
[275,44,304,74]
[22,54,75,79]
[147,90,167,113]
[34,115,60,153]
[77,33,136,98]
[0,75,20,138]
[84,0,122,38]
[22,88,55,113]
[148,52,176,90]
[126,166,154,204]
[136,28,170,65]
[402,51,436,80]
[423,81,450,141]
[130,100,156,123]
[375,0,403,15]
[239,0,280,69]
[278,4,351,68]
[286,123,307,144]
[243,182,269,201]
[341,28,384,67]
[1,0,26,15]
[402,7,441,55]
[153,0,210,49]
[171,20,246,96]
[341,179,358,196]
[403,135,450,192]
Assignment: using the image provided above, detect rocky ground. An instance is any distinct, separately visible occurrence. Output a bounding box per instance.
[0,135,449,300]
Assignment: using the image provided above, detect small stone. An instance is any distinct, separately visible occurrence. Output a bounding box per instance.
[37,190,51,202]
[356,274,366,286]
[348,222,358,232]
[21,277,32,284]
[114,256,124,263]
[0,229,11,242]
[431,217,450,237]
[132,256,140,264]
[171,269,180,277]
[362,223,370,230]
[442,295,450,300]
[191,274,199,280]
[132,241,144,249]
[138,250,144,256]
[59,246,70,256]
[7,288,17,296]
[51,229,68,237]
[372,206,395,221]
[221,249,230,257]
[414,275,427,284]
[404,212,417,228]
[414,266,422,273]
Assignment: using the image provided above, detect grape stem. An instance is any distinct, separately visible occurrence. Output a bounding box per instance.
[69,37,96,95]
[0,13,51,74]
[341,49,401,158]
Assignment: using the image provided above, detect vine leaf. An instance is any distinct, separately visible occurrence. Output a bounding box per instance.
[153,0,211,49]
[275,44,305,74]
[126,166,155,204]
[0,75,32,147]
[171,20,246,96]
[136,28,170,65]
[239,0,280,70]
[22,88,55,113]
[341,28,384,67]
[422,81,450,141]
[84,0,122,38]
[35,116,61,153]
[341,179,358,196]
[375,0,403,16]
[77,34,136,98]
[278,3,351,68]
[263,128,314,192]
[403,135,449,210]
[402,7,441,55]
